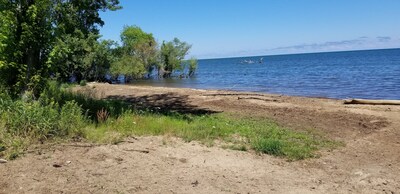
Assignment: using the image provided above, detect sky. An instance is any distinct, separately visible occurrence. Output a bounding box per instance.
[99,0,400,59]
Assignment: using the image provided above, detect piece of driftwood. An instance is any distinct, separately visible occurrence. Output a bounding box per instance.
[344,99,400,105]
[203,93,268,97]
[123,149,150,153]
[237,97,278,102]
[63,143,98,148]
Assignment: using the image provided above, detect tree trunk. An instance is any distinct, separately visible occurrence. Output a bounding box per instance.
[344,99,400,105]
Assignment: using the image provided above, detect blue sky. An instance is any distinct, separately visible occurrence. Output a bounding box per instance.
[99,0,400,59]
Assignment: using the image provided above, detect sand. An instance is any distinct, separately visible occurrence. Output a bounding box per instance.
[1,83,399,193]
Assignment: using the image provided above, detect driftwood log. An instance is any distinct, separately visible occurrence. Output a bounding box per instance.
[344,99,400,105]
[237,97,278,102]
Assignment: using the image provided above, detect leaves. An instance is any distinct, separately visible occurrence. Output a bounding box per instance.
[110,26,157,78]
[0,0,120,95]
[160,38,192,78]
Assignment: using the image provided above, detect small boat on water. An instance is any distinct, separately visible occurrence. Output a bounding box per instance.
[242,59,255,64]
[241,57,264,64]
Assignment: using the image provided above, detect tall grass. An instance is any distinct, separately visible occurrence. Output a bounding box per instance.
[39,81,130,122]
[0,88,87,159]
[0,81,341,161]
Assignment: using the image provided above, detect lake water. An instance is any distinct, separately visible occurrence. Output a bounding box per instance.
[131,48,400,100]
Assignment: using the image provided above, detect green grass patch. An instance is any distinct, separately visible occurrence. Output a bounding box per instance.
[82,112,339,160]
[0,82,341,161]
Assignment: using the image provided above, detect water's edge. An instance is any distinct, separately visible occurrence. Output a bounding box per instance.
[129,48,400,100]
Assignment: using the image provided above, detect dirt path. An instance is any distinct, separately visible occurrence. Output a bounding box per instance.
[1,83,399,194]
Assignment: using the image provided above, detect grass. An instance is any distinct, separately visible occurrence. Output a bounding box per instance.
[0,81,342,161]
[82,112,339,160]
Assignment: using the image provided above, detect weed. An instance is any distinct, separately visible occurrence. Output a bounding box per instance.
[97,108,109,123]
[252,138,283,156]
[79,80,87,86]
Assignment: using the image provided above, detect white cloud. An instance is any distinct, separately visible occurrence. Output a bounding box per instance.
[197,36,400,59]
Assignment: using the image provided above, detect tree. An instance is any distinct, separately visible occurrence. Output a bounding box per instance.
[0,0,53,94]
[187,57,198,77]
[110,55,146,80]
[110,26,158,79]
[0,0,121,95]
[49,0,121,83]
[83,39,117,81]
[53,0,121,36]
[47,31,116,82]
[159,38,191,78]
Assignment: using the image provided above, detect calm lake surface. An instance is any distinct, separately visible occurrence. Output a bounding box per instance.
[131,48,400,100]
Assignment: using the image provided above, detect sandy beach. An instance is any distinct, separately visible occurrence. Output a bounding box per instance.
[1,83,399,193]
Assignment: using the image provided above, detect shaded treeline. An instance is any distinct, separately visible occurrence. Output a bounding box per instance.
[0,0,197,96]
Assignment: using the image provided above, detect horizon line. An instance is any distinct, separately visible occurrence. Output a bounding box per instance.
[197,47,400,60]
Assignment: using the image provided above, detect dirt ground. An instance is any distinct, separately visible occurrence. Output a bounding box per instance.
[1,83,400,194]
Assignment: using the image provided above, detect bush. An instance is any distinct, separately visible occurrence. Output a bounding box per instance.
[40,81,130,122]
[8,101,59,138]
[79,80,87,86]
[59,101,86,136]
[0,97,86,139]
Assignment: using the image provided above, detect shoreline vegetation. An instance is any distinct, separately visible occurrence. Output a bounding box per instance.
[0,0,340,164]
[2,1,400,193]
[1,1,198,98]
[1,82,399,193]
[0,81,341,161]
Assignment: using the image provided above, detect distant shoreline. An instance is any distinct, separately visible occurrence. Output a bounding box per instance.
[199,47,400,60]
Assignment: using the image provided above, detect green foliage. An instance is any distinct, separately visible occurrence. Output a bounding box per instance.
[83,40,118,81]
[80,80,87,86]
[187,57,198,77]
[0,0,121,95]
[0,133,27,160]
[0,83,341,161]
[252,138,283,156]
[0,98,85,139]
[83,111,339,160]
[159,38,192,78]
[1,0,196,91]
[110,55,147,79]
[120,26,156,52]
[0,0,53,94]
[0,86,87,159]
[0,6,16,88]
[111,26,157,79]
[39,81,130,121]
[53,0,121,36]
[110,27,197,80]
[47,32,116,82]
[47,31,95,82]
[59,101,85,136]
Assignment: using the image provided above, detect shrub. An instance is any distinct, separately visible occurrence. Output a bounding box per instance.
[0,98,86,139]
[79,80,87,86]
[40,81,130,121]
[59,101,86,136]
